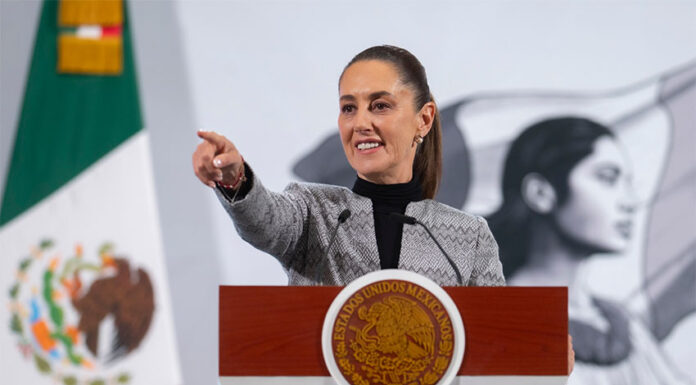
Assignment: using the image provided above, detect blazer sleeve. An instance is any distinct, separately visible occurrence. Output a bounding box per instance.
[215,166,309,264]
[468,216,506,287]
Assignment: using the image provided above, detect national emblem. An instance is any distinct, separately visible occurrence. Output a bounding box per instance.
[323,270,465,385]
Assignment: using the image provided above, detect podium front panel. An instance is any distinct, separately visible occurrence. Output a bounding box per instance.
[219,286,568,383]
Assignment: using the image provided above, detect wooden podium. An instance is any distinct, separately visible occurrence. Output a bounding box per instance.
[219,286,569,384]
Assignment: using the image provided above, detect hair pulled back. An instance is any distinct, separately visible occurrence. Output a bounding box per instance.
[486,117,614,278]
[341,45,442,199]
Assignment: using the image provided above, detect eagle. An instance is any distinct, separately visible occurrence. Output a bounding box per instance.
[355,296,435,359]
[69,257,155,363]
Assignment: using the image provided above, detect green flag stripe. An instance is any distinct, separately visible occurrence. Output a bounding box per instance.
[0,0,142,226]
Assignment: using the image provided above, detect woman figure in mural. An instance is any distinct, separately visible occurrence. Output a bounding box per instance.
[487,117,692,384]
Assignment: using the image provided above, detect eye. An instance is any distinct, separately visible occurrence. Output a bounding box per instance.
[595,166,620,185]
[370,101,391,111]
[341,104,356,114]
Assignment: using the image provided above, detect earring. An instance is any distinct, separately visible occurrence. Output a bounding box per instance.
[414,135,424,144]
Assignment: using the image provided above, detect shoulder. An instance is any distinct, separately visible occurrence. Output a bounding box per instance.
[283,182,372,219]
[413,199,483,230]
[284,181,355,203]
[591,296,630,320]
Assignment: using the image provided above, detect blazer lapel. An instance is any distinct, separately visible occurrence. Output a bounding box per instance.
[399,201,473,285]
[335,195,380,282]
[399,202,433,272]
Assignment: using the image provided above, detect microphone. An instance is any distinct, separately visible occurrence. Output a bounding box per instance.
[314,209,351,285]
[390,212,463,285]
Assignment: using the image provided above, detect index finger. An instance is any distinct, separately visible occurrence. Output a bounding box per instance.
[197,130,228,150]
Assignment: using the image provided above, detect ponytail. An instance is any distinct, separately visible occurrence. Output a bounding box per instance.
[414,95,442,199]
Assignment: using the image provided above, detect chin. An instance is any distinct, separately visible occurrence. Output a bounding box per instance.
[582,237,629,255]
[559,229,628,256]
[597,239,629,254]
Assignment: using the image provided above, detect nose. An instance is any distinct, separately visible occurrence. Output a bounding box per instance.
[619,186,639,214]
[353,107,373,134]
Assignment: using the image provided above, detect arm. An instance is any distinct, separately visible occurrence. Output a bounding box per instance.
[192,130,309,263]
[468,216,506,287]
[215,166,310,262]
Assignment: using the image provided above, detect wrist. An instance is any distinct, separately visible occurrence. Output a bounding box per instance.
[218,157,247,190]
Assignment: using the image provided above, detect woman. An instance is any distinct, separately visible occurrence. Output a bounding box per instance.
[191,45,505,287]
[487,117,690,384]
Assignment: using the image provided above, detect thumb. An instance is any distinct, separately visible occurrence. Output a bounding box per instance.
[213,152,243,169]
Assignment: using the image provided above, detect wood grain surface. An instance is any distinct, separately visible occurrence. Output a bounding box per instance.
[219,286,567,376]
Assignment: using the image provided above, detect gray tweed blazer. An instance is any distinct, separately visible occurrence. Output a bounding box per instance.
[216,174,505,287]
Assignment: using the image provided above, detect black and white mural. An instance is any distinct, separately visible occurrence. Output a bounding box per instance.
[294,62,696,384]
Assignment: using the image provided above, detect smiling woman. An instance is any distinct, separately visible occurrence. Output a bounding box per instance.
[338,57,439,194]
[338,47,442,201]
[191,45,504,288]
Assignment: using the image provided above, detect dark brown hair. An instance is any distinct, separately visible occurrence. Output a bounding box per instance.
[341,45,442,199]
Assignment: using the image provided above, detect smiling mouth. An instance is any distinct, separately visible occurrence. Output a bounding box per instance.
[356,142,383,150]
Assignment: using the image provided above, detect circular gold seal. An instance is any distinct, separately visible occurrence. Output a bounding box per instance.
[323,270,465,385]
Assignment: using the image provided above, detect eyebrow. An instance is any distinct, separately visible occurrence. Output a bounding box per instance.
[595,163,620,171]
[595,164,621,176]
[339,91,393,102]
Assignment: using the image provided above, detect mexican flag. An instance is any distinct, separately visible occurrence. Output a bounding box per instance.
[0,1,181,384]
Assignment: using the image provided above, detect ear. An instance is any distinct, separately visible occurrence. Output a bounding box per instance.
[416,101,436,137]
[521,173,557,214]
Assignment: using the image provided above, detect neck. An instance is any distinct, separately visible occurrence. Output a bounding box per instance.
[358,170,413,185]
[516,217,590,286]
[352,174,423,203]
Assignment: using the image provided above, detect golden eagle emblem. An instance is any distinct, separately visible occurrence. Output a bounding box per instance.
[331,279,455,385]
[353,296,435,360]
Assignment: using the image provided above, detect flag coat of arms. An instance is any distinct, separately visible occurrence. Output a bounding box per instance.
[0,1,181,384]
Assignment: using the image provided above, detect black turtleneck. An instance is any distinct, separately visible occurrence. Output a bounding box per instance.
[352,177,424,269]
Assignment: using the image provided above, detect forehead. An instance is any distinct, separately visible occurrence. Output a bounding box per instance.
[590,136,623,162]
[339,60,407,98]
[576,136,629,170]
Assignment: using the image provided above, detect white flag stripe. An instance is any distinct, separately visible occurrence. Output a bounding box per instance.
[0,132,181,384]
[76,25,103,39]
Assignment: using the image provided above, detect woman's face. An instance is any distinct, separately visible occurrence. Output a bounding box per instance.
[553,136,636,253]
[338,60,431,184]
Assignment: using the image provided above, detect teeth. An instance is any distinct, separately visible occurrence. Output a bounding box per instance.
[357,142,381,150]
